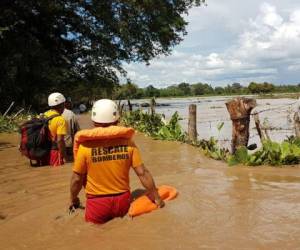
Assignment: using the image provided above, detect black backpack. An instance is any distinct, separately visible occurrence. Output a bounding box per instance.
[19,114,59,166]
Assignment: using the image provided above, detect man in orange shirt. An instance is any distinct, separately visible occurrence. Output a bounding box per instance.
[69,99,164,224]
[43,92,68,166]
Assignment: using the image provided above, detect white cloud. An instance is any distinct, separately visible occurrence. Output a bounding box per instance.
[123,1,300,87]
[288,64,300,71]
[206,53,224,68]
[260,3,283,28]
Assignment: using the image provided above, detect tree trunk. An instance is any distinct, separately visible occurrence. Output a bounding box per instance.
[226,97,256,153]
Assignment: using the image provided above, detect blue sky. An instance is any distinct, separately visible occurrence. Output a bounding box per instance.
[122,0,300,88]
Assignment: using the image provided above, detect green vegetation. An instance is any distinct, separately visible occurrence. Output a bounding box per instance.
[122,110,164,137]
[193,137,229,161]
[121,110,229,159]
[121,110,186,141]
[122,111,300,167]
[0,0,205,113]
[0,116,18,133]
[113,81,300,100]
[155,112,186,141]
[228,138,300,166]
[0,114,33,133]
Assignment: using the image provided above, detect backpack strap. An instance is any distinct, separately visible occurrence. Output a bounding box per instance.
[44,114,61,146]
[45,114,60,123]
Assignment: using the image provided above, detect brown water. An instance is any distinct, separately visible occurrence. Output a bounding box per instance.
[0,115,300,249]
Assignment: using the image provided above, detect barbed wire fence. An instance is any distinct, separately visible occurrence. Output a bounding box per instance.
[128,98,299,149]
[176,100,298,149]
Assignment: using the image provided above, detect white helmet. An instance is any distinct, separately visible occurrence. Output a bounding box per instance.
[91,99,119,123]
[48,92,66,107]
[79,104,87,112]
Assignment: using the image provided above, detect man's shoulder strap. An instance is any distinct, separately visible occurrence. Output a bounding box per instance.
[45,114,60,123]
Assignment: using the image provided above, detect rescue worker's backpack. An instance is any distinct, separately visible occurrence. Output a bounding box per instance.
[19,114,59,165]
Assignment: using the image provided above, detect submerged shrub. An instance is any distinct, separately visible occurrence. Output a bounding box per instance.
[121,110,186,141]
[228,139,300,166]
[0,116,18,133]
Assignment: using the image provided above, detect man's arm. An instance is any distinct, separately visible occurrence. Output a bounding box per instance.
[74,117,80,133]
[133,164,165,208]
[69,172,84,208]
[57,135,67,161]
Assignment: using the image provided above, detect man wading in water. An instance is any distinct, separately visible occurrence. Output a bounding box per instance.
[69,99,164,224]
[43,92,68,166]
[62,97,80,161]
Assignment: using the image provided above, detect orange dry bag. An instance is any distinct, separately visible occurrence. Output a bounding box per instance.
[128,185,178,217]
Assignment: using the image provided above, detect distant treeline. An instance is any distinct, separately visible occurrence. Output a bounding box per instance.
[114,81,300,99]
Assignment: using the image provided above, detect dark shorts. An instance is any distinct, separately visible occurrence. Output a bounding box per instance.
[65,147,74,162]
[85,191,131,224]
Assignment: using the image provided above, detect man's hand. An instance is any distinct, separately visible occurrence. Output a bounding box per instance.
[69,172,84,214]
[69,197,80,214]
[147,191,165,208]
[64,157,71,163]
[134,165,165,209]
[155,198,165,208]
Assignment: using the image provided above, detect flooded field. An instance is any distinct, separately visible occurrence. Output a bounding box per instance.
[131,96,297,149]
[0,113,300,249]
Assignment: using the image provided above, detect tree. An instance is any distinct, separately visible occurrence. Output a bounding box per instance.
[0,0,205,112]
[214,86,225,95]
[231,82,243,93]
[248,82,259,94]
[248,82,274,94]
[160,85,184,96]
[178,82,191,96]
[144,85,160,97]
[114,81,139,100]
[261,82,274,93]
[192,83,214,95]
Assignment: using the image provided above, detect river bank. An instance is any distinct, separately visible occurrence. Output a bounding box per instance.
[0,115,300,249]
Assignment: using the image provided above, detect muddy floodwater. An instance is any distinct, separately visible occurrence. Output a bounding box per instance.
[0,114,300,249]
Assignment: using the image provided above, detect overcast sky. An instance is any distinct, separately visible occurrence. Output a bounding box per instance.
[122,0,300,88]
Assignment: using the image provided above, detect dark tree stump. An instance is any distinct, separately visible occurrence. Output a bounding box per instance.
[226,97,256,153]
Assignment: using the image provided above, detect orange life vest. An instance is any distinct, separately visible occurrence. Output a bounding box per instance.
[73,126,135,159]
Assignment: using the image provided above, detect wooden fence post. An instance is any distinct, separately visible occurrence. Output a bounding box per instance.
[294,112,300,137]
[150,97,156,115]
[226,97,256,153]
[253,112,265,142]
[117,100,124,119]
[188,104,197,142]
[127,99,132,112]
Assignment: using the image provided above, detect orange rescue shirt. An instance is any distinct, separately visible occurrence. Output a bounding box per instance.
[44,109,67,140]
[73,138,143,195]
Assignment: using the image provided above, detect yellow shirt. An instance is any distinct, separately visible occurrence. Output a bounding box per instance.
[73,138,143,195]
[44,109,67,141]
